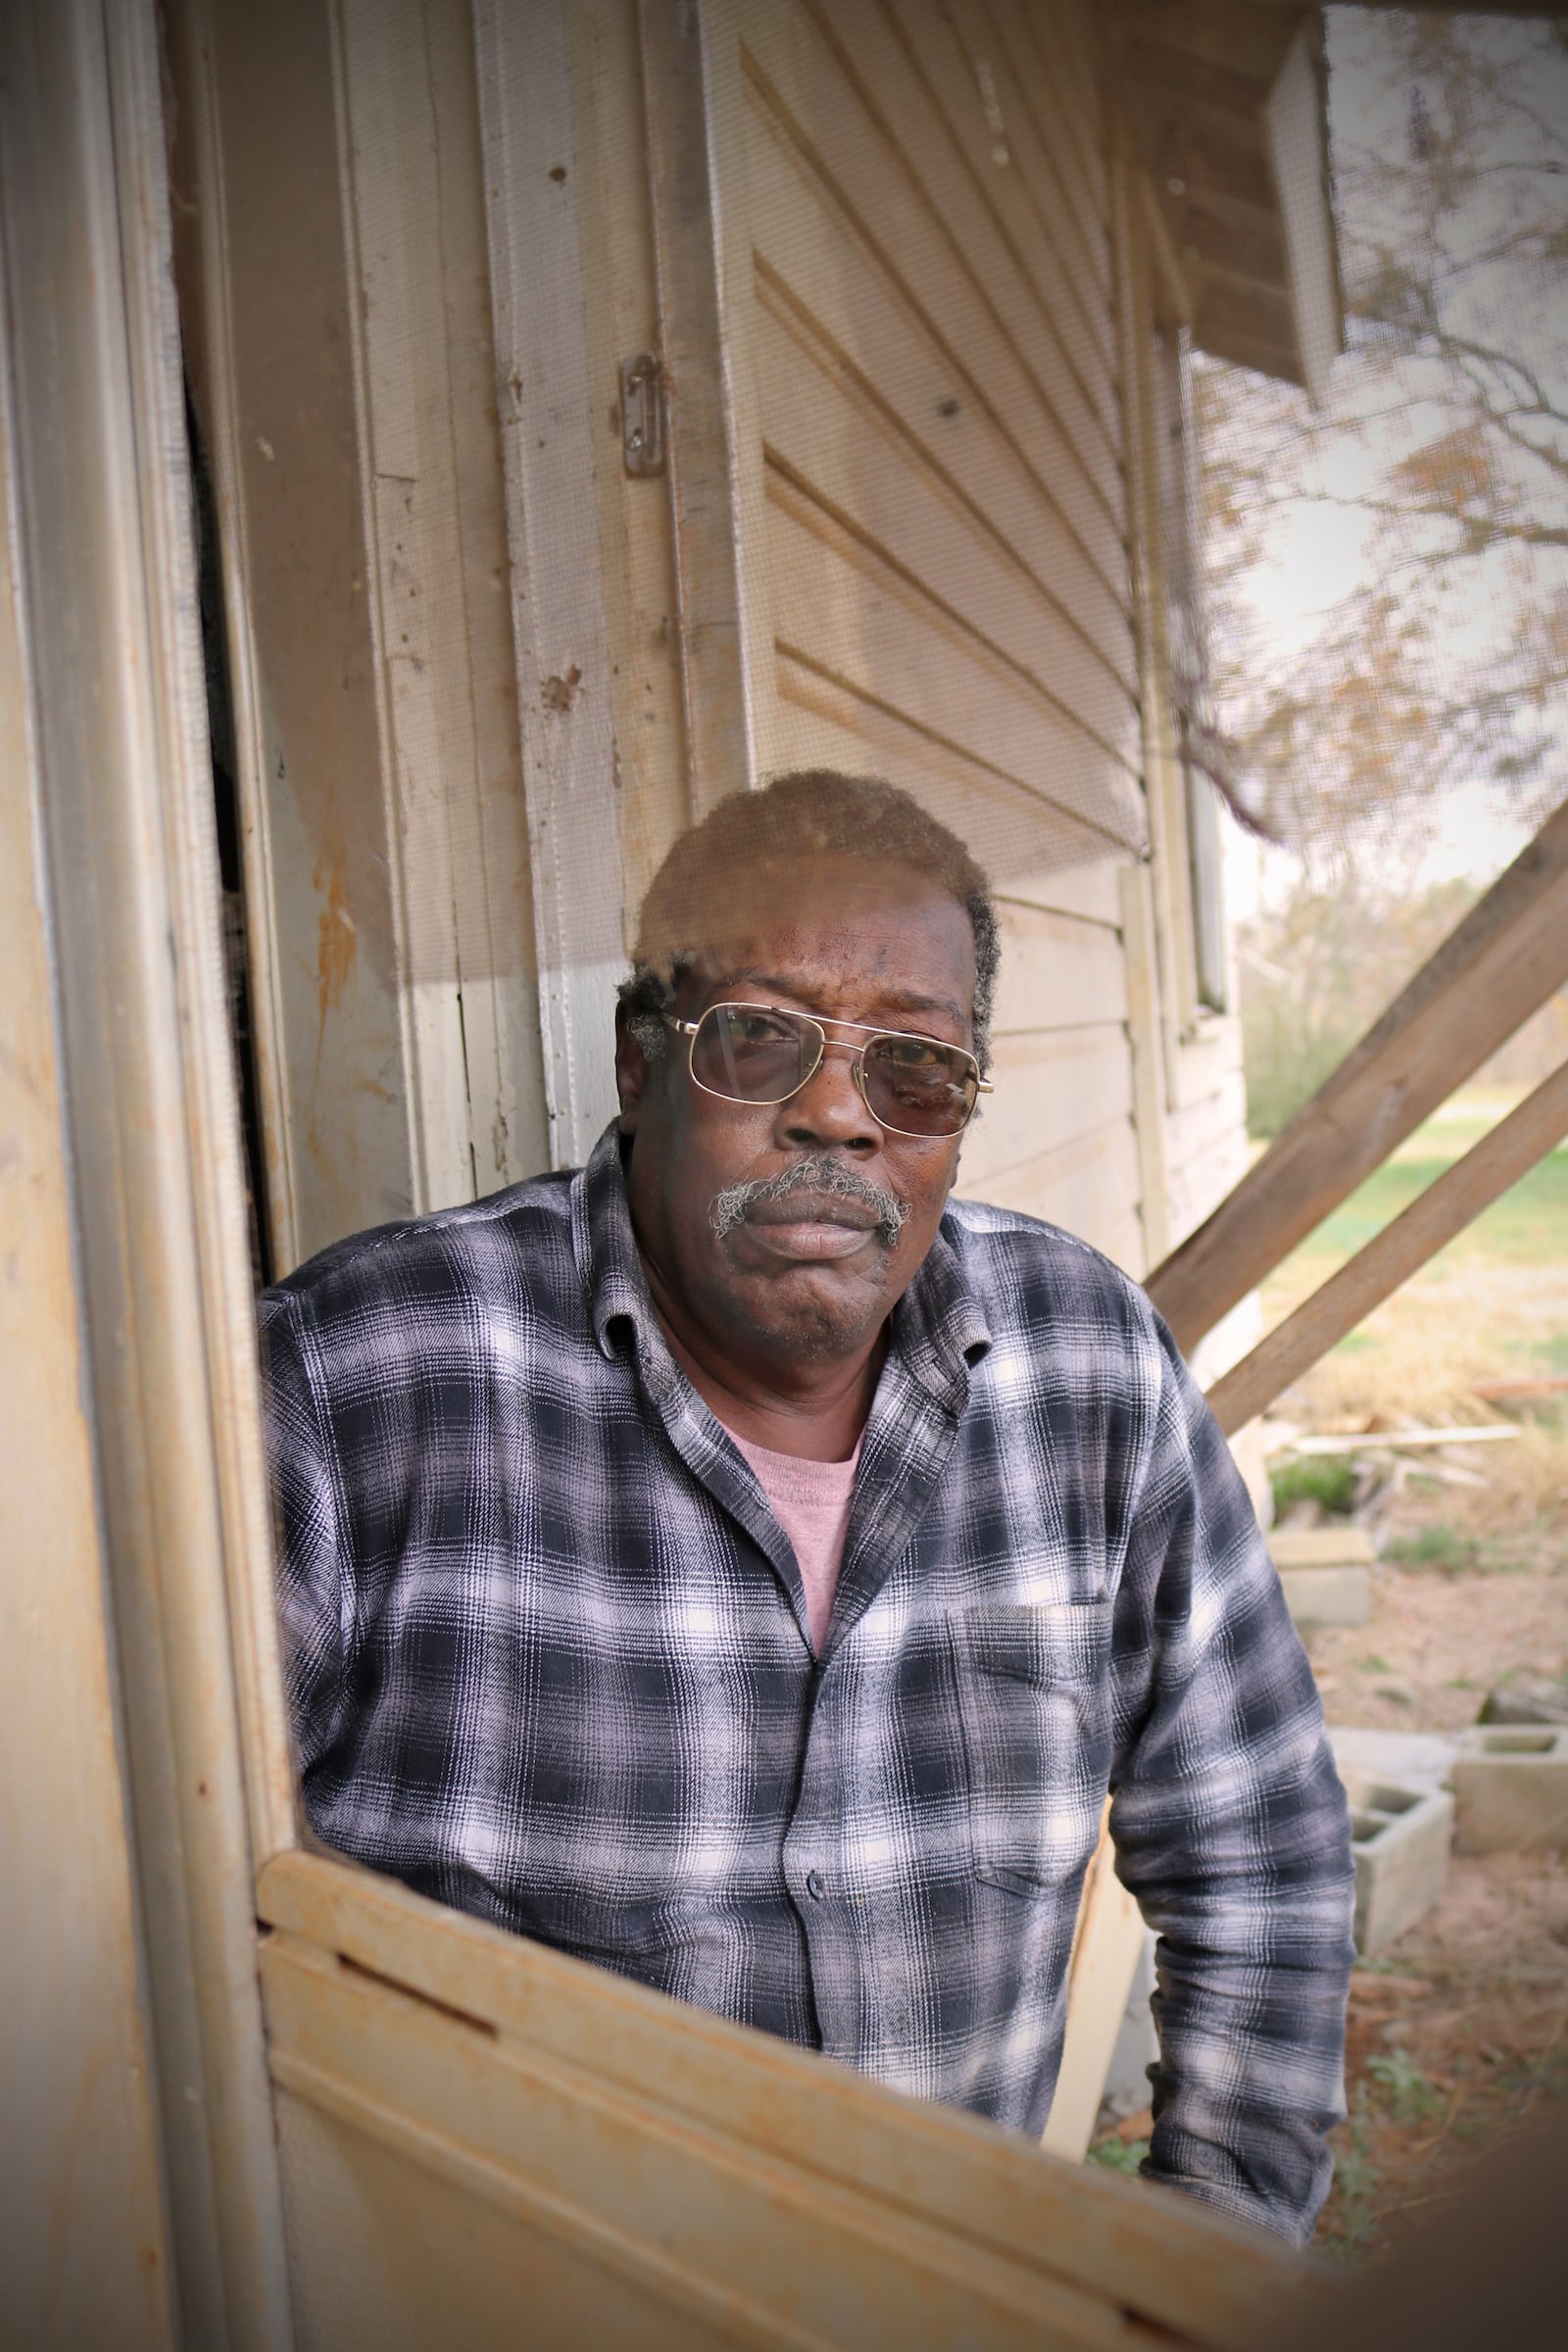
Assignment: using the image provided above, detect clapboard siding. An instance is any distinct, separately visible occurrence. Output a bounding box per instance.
[967,1110,1144,1265]
[990,900,1130,1035]
[1165,1061,1250,1249]
[743,128,1136,693]
[768,647,1135,887]
[753,299,1138,760]
[960,1023,1135,1188]
[819,0,1122,500]
[739,5,1129,619]
[735,0,1154,1259]
[995,0,1111,256]
[886,2,1119,454]
[764,490,1142,854]
[940,0,1115,362]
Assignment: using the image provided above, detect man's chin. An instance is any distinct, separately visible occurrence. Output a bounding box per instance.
[720,1250,890,1357]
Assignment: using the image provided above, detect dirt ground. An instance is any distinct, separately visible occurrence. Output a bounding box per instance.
[1267,1207,1567,2259]
[1091,1118,1568,2261]
[1300,1449,1567,2257]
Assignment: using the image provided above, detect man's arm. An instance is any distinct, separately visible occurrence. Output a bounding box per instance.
[1107,1316,1355,2245]
[258,1289,356,1777]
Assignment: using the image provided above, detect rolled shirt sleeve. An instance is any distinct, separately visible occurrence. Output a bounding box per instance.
[1108,1316,1355,2244]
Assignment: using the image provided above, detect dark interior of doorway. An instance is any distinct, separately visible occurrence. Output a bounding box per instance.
[188,388,272,1291]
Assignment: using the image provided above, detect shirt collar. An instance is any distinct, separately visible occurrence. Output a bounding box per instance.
[571,1120,991,1416]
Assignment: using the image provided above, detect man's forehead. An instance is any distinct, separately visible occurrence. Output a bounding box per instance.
[710,961,970,1028]
[674,853,976,1016]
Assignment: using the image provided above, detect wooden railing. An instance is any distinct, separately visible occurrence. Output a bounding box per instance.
[1144,798,1568,1424]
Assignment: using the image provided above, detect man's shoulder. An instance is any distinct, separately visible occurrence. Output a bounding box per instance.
[259,1166,581,1346]
[941,1195,1161,1345]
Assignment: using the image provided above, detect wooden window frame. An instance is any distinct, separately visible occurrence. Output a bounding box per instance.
[1114,137,1235,1122]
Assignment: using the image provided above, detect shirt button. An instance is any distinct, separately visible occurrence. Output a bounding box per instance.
[806,1869,827,1901]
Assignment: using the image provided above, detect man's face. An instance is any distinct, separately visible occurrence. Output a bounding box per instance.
[617,854,977,1375]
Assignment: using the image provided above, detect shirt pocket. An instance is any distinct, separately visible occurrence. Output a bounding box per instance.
[948,1601,1113,1898]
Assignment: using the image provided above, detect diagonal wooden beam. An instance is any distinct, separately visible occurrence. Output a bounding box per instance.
[1146,797,1568,1357]
[1205,1057,1568,1436]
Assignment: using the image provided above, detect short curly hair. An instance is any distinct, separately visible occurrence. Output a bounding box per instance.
[618,769,1000,1071]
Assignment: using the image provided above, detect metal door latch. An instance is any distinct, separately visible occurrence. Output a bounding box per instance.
[619,353,664,476]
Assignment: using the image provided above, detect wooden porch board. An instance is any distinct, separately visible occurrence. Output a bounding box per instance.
[1205,1058,1568,1438]
[1146,799,1568,1356]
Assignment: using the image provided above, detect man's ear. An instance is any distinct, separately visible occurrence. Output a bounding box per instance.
[613,1000,653,1134]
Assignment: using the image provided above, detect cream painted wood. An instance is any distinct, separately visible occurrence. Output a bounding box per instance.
[724,0,1166,1330]
[942,0,1119,382]
[1014,2,1112,254]
[738,3,1134,643]
[0,157,174,2352]
[332,0,551,1209]
[997,860,1127,929]
[1120,863,1173,1272]
[765,490,1142,858]
[473,0,634,1166]
[1110,119,1189,1102]
[816,0,1122,517]
[166,0,421,1266]
[0,0,294,2334]
[769,625,1137,890]
[555,0,691,920]
[753,300,1142,782]
[640,0,788,809]
[770,629,1134,881]
[990,901,1133,1035]
[974,1110,1146,1255]
[962,1028,1138,1200]
[1041,1819,1148,2162]
[1263,21,1342,409]
[260,1851,1298,2350]
[743,116,1138,704]
[1106,96,1252,1267]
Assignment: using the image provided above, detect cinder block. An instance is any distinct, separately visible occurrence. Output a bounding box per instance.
[1330,1728,1458,1798]
[1273,1529,1375,1630]
[1279,1564,1371,1629]
[1452,1727,1568,1855]
[1101,1928,1157,2113]
[1271,1528,1377,1570]
[1339,1770,1454,1955]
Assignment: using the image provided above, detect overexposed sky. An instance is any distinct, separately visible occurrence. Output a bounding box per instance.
[1213,6,1567,920]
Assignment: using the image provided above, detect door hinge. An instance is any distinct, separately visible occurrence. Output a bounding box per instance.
[619,352,665,476]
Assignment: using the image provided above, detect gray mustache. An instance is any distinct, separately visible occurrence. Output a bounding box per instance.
[708,1153,909,1246]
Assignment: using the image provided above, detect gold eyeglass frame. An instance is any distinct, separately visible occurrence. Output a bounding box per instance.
[666,1003,993,1140]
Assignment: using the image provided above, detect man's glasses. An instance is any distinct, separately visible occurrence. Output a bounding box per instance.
[668,1003,992,1140]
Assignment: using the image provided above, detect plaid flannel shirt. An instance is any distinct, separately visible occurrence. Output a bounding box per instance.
[262,1122,1353,2244]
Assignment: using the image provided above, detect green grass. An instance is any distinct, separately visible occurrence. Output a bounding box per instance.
[1289,1140,1568,1273]
[1270,1456,1359,1518]
[1383,1524,1481,1576]
[1328,2086,1382,2261]
[1087,2136,1150,2176]
[1366,2048,1442,2123]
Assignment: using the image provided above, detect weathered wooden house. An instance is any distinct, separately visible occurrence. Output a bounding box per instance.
[34,1,1568,2345]
[160,0,1339,1329]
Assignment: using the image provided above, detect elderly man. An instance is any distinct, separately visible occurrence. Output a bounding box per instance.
[263,769,1353,2245]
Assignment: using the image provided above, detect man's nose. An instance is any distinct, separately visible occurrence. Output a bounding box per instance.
[775,1045,880,1155]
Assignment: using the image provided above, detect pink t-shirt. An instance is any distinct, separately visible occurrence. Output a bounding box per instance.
[729,1429,862,1654]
